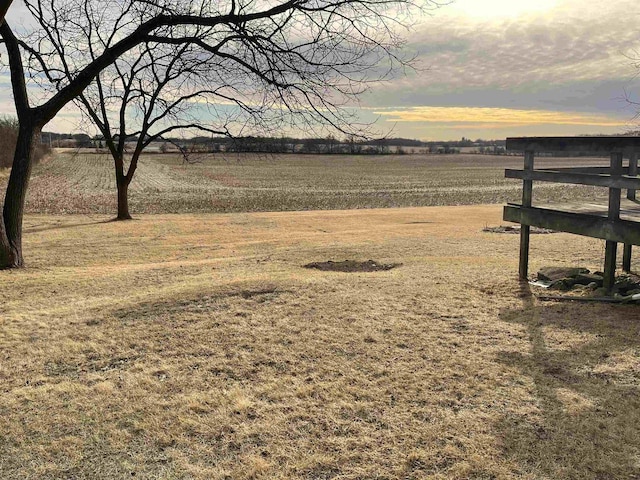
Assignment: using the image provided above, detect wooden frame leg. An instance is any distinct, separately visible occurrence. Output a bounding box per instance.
[623,244,632,273]
[628,153,638,201]
[604,240,617,292]
[519,225,530,279]
[604,153,623,293]
[518,150,534,280]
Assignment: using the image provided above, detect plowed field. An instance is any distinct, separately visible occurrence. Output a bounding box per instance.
[7,152,607,215]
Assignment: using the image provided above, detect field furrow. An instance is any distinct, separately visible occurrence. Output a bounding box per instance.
[0,151,611,215]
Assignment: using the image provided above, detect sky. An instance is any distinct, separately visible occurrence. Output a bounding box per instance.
[362,0,640,140]
[2,0,640,141]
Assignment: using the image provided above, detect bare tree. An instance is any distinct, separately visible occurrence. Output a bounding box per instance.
[73,40,233,219]
[1,0,438,268]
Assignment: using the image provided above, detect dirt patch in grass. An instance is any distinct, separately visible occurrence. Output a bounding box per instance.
[303,259,401,272]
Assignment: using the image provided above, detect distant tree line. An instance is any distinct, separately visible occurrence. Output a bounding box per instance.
[40,132,94,149]
[38,132,613,157]
[38,133,511,155]
[222,136,403,154]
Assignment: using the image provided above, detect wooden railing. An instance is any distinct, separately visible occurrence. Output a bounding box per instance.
[503,136,640,292]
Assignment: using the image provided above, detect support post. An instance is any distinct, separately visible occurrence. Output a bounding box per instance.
[623,153,638,272]
[519,150,534,279]
[604,152,623,292]
[628,152,638,201]
[623,244,632,273]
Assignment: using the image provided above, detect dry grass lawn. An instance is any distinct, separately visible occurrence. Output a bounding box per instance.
[1,205,639,479]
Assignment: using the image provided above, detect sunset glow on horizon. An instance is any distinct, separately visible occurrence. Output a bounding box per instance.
[373,106,628,128]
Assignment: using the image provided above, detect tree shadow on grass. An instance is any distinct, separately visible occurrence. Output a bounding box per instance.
[495,281,640,479]
[24,218,113,234]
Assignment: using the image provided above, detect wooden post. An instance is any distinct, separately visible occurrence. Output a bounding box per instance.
[604,152,623,292]
[624,153,638,272]
[519,150,534,279]
[623,244,632,273]
[628,152,638,201]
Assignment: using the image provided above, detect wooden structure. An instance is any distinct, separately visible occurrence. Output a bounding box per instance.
[503,137,640,292]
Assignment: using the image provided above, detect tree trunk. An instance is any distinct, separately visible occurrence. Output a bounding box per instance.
[0,121,39,268]
[0,218,12,267]
[116,176,132,220]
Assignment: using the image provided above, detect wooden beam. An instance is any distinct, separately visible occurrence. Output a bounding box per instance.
[506,136,640,153]
[503,205,640,245]
[628,153,638,201]
[604,242,617,291]
[604,153,623,292]
[546,166,630,175]
[624,153,637,272]
[519,151,534,279]
[505,169,640,189]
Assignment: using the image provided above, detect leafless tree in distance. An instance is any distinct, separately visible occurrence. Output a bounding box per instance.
[1,0,440,267]
[69,39,235,220]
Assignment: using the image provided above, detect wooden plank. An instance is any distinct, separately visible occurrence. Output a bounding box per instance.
[547,166,629,175]
[607,152,623,223]
[505,169,640,189]
[517,199,640,219]
[519,151,534,279]
[628,153,638,201]
[622,153,638,273]
[604,153,623,292]
[503,205,640,245]
[624,153,638,272]
[522,152,534,207]
[507,136,640,153]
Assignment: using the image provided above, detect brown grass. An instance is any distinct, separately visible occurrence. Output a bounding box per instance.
[4,152,610,215]
[1,206,638,479]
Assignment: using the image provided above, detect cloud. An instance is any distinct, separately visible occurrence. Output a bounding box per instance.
[366,0,640,113]
[373,106,628,128]
[2,0,638,140]
[443,0,560,20]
